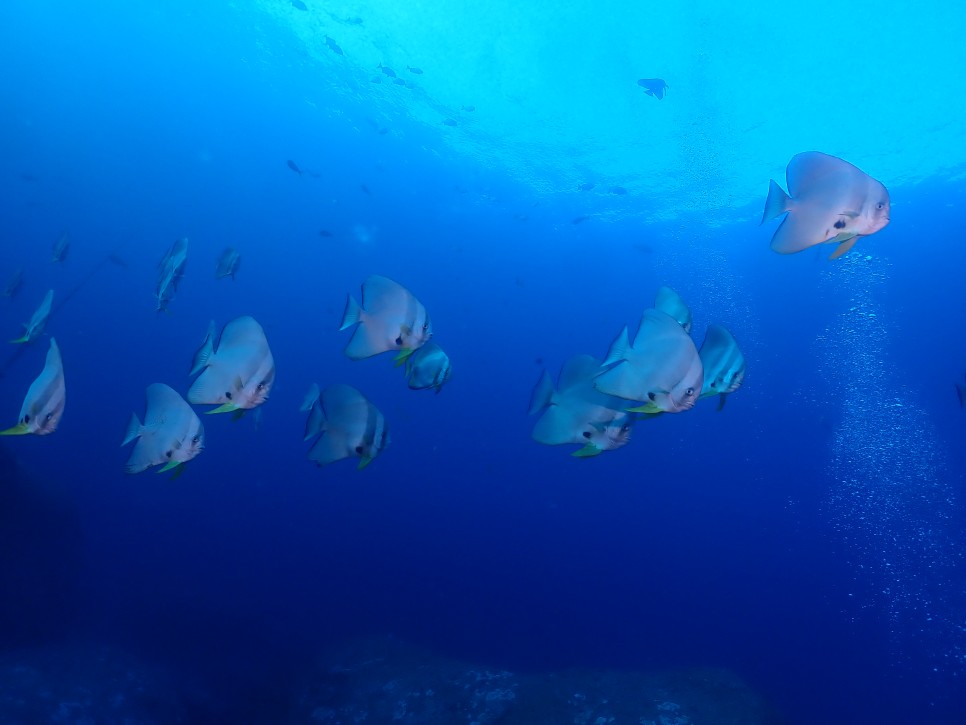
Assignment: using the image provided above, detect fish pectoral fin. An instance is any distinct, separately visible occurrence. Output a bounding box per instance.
[207,403,238,414]
[0,422,30,436]
[571,443,603,457]
[357,455,374,470]
[394,348,415,366]
[828,237,859,260]
[158,460,182,473]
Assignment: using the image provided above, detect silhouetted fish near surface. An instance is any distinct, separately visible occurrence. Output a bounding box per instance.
[51,230,70,263]
[443,118,457,127]
[610,186,627,195]
[377,63,396,78]
[319,229,333,238]
[637,78,668,99]
[360,184,371,196]
[392,77,406,86]
[956,375,966,408]
[577,182,595,191]
[324,36,343,55]
[3,268,23,298]
[20,172,40,182]
[572,215,590,225]
[460,105,475,112]
[762,151,891,259]
[407,66,423,74]
[286,159,303,176]
[291,0,307,9]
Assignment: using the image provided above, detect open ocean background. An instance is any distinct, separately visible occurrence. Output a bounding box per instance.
[2,1,965,723]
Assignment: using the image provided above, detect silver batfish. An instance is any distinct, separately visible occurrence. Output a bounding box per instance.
[340,275,432,360]
[697,324,746,411]
[11,289,53,344]
[1,337,65,436]
[188,316,275,414]
[302,383,389,470]
[122,383,204,474]
[403,342,452,392]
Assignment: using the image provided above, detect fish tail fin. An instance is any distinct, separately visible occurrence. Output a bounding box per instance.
[956,383,966,408]
[122,413,142,446]
[339,294,363,331]
[761,179,791,224]
[717,393,727,412]
[300,382,320,412]
[528,370,555,415]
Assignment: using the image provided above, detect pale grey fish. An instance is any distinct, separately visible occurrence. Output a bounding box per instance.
[697,324,745,411]
[594,308,703,414]
[155,237,189,312]
[122,383,204,474]
[404,342,452,392]
[1,337,65,436]
[303,383,389,469]
[215,246,241,280]
[3,267,23,298]
[529,354,632,457]
[11,289,53,344]
[653,285,692,333]
[339,275,432,361]
[51,230,69,263]
[762,151,890,259]
[188,316,275,413]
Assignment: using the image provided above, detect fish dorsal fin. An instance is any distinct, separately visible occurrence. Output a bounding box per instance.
[558,355,601,392]
[761,179,791,224]
[601,327,631,367]
[300,383,321,412]
[528,369,555,416]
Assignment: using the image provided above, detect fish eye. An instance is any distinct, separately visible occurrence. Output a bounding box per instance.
[256,382,264,390]
[647,392,656,401]
[45,413,53,422]
[395,336,403,346]
[225,391,232,400]
[620,424,630,433]
[165,450,172,458]
[23,414,30,424]
[354,445,364,454]
[685,387,694,397]
[192,435,200,444]
[876,202,885,210]
[582,431,592,439]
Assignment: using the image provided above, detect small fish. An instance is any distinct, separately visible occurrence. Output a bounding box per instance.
[319,229,333,238]
[324,36,343,55]
[403,342,452,393]
[955,375,966,408]
[392,77,406,86]
[11,289,53,344]
[155,237,188,312]
[215,246,241,280]
[302,383,389,469]
[577,182,595,191]
[1,338,65,436]
[286,159,303,175]
[529,355,633,457]
[594,308,703,414]
[460,105,475,112]
[762,151,891,259]
[291,0,307,10]
[653,286,692,333]
[339,275,432,360]
[371,76,382,84]
[377,63,396,78]
[698,324,746,411]
[360,183,371,196]
[407,66,423,75]
[51,230,70,263]
[188,316,275,414]
[443,118,457,127]
[122,383,204,474]
[572,215,590,225]
[610,186,627,195]
[3,268,23,298]
[637,78,668,100]
[20,172,40,182]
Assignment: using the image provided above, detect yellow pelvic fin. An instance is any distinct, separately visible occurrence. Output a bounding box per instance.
[0,422,30,436]
[206,403,238,414]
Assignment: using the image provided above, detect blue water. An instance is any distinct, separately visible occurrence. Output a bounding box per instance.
[2,1,966,723]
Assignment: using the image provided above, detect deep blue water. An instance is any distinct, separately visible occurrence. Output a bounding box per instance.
[2,1,966,723]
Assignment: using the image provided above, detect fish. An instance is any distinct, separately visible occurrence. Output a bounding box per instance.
[20,172,40,182]
[443,118,457,127]
[577,182,595,191]
[302,383,389,470]
[572,215,590,225]
[594,308,703,414]
[155,237,188,312]
[319,229,333,238]
[697,324,746,411]
[529,355,633,457]
[762,151,891,259]
[215,246,241,280]
[955,375,966,408]
[377,63,396,78]
[11,289,53,344]
[407,66,423,74]
[361,183,371,196]
[3,268,23,298]
[339,275,432,360]
[653,286,692,333]
[392,77,407,86]
[286,159,303,175]
[637,78,668,100]
[610,186,627,195]
[324,36,343,55]
[291,0,307,9]
[403,342,452,393]
[188,316,275,414]
[1,338,65,436]
[122,383,204,474]
[460,105,475,112]
[51,230,70,263]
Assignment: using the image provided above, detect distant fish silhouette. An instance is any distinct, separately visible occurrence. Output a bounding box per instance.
[286,159,303,176]
[637,78,668,100]
[378,63,396,78]
[577,182,595,191]
[324,36,343,55]
[956,375,966,407]
[443,118,457,127]
[392,77,406,86]
[572,215,590,225]
[610,186,628,196]
[461,105,475,112]
[360,184,371,196]
[319,230,333,238]
[19,173,40,182]
[407,66,423,75]
[291,0,307,9]
[370,76,382,84]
